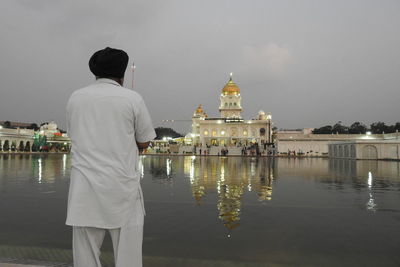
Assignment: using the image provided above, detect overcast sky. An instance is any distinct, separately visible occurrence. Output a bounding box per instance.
[1,0,399,133]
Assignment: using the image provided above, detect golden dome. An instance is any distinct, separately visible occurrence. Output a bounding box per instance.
[195,104,204,114]
[222,76,240,96]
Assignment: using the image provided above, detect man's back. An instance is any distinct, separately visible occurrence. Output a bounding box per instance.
[67,47,154,267]
[66,78,155,229]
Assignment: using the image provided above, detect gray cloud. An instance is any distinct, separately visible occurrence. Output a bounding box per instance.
[1,0,399,133]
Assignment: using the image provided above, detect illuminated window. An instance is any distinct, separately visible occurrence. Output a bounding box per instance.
[204,130,209,135]
[243,130,248,136]
[212,130,217,137]
[221,130,225,135]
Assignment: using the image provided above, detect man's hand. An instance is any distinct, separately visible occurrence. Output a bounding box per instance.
[137,142,150,153]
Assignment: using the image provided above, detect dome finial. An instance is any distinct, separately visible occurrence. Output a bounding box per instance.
[229,72,233,81]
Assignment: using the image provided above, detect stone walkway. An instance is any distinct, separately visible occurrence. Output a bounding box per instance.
[0,245,282,267]
[0,264,42,267]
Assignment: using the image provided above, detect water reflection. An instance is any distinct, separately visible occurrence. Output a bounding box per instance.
[0,154,70,186]
[1,155,400,265]
[142,156,276,231]
[189,157,276,231]
[366,171,377,212]
[142,156,400,232]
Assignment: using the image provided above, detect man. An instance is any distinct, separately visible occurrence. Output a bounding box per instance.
[66,47,156,267]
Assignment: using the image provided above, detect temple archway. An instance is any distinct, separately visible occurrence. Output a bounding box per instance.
[24,141,31,152]
[18,141,24,152]
[2,140,10,151]
[362,145,378,159]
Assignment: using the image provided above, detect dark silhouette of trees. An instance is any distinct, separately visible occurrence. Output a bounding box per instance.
[349,122,367,134]
[3,121,11,128]
[370,121,392,134]
[312,125,333,134]
[154,127,183,140]
[313,121,399,134]
[332,121,349,134]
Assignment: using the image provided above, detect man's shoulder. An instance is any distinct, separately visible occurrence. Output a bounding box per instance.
[67,84,145,109]
[70,83,141,98]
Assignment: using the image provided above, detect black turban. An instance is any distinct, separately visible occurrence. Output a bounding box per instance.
[89,47,129,78]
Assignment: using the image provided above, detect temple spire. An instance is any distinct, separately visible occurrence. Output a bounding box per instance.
[229,72,233,81]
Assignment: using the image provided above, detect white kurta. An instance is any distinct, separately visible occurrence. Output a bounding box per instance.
[66,78,156,229]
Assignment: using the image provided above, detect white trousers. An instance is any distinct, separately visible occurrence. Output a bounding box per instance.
[72,201,144,267]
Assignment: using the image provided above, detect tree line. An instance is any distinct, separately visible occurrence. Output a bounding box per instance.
[312,121,400,134]
[154,127,183,140]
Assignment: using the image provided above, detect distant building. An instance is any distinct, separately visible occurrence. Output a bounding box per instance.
[329,139,400,160]
[0,121,36,129]
[276,129,400,157]
[0,121,70,152]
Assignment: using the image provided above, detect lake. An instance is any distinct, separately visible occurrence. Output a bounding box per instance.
[0,154,399,266]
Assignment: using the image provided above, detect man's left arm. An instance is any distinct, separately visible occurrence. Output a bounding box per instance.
[134,97,156,151]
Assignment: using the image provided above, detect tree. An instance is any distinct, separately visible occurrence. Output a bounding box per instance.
[154,127,183,140]
[395,122,400,132]
[3,121,11,128]
[312,125,333,134]
[370,122,389,134]
[349,122,367,134]
[332,121,349,134]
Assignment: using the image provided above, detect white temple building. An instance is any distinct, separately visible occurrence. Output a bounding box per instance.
[189,74,273,153]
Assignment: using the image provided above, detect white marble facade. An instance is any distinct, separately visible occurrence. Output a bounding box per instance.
[191,75,273,147]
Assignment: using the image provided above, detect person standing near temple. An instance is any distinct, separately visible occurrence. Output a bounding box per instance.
[66,47,156,267]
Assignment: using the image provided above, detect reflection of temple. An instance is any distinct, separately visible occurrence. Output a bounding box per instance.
[184,157,276,231]
[143,156,276,231]
[258,159,274,201]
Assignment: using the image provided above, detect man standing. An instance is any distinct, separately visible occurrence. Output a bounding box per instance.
[66,47,156,267]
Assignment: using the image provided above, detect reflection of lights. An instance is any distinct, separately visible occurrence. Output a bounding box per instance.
[166,158,171,176]
[250,161,256,176]
[366,171,377,212]
[217,163,225,194]
[368,171,372,189]
[38,158,42,183]
[247,184,252,192]
[62,154,67,175]
[138,157,144,178]
[189,156,195,183]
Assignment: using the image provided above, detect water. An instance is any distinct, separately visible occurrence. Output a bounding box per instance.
[0,154,400,266]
